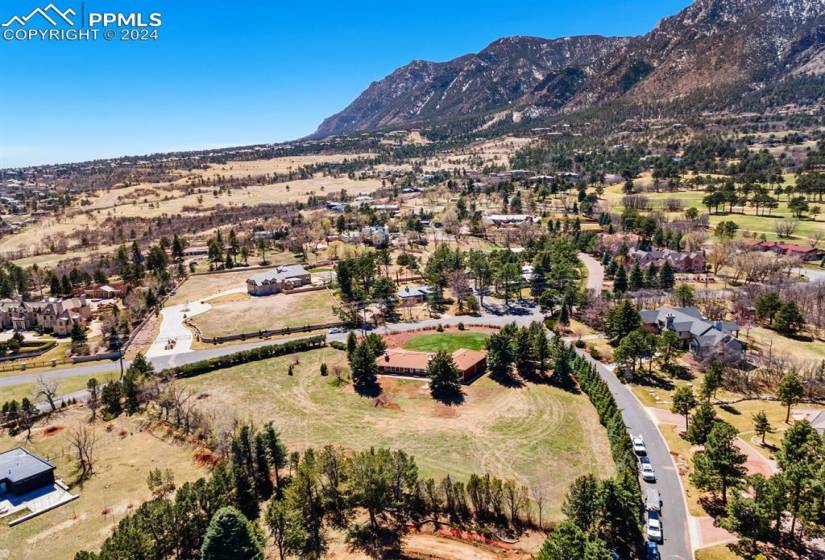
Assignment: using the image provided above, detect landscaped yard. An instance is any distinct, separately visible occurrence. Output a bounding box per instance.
[402,331,490,353]
[178,347,615,520]
[190,289,338,338]
[0,408,206,560]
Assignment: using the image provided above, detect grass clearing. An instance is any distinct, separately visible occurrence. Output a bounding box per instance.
[695,544,744,560]
[402,332,490,353]
[0,371,118,404]
[166,259,296,305]
[179,348,615,520]
[191,289,338,337]
[0,408,206,560]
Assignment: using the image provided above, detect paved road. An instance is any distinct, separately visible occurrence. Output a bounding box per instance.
[573,348,692,560]
[579,252,605,293]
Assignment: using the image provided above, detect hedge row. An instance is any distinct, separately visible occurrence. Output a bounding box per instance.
[165,335,327,379]
[571,355,642,506]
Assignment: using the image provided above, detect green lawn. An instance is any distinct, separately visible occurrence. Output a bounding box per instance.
[403,331,490,353]
[178,348,615,521]
[0,370,118,404]
[604,182,825,243]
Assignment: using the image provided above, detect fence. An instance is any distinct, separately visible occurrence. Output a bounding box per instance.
[196,321,345,345]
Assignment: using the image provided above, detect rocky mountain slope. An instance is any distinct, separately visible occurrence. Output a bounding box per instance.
[316,0,825,136]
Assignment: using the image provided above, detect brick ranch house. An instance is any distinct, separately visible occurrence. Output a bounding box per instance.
[246,265,311,296]
[376,348,487,383]
[748,240,823,261]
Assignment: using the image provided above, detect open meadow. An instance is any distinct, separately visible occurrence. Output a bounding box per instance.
[190,289,338,337]
[178,347,615,520]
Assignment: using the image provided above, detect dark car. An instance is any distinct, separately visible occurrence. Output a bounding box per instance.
[646,541,661,560]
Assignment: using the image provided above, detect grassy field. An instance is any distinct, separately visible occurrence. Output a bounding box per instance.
[0,371,119,404]
[166,259,297,305]
[0,408,206,560]
[191,289,338,337]
[602,181,825,243]
[403,332,490,353]
[178,347,615,520]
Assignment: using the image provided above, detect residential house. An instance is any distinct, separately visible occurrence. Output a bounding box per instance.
[375,348,487,382]
[246,265,311,296]
[628,249,706,273]
[0,297,90,336]
[0,447,56,496]
[640,306,743,357]
[750,240,823,261]
[487,214,539,226]
[396,285,433,305]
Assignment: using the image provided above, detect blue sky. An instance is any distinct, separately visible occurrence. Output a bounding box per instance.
[0,0,692,167]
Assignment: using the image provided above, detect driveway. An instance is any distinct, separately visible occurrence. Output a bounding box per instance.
[146,300,211,358]
[573,349,693,560]
[578,252,605,293]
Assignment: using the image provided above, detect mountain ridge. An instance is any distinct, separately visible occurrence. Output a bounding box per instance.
[315,0,825,136]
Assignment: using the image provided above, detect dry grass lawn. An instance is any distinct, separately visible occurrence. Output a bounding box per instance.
[0,408,206,560]
[166,260,296,305]
[179,348,615,521]
[191,289,338,337]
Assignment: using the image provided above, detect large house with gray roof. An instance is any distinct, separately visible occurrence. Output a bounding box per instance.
[640,306,743,357]
[0,447,55,496]
[246,265,311,296]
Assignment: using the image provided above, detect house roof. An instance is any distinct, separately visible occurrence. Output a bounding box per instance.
[0,447,55,485]
[376,348,486,373]
[396,285,433,299]
[248,264,309,285]
[642,306,741,351]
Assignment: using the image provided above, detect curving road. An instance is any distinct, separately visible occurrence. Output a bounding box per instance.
[579,252,605,293]
[573,347,692,560]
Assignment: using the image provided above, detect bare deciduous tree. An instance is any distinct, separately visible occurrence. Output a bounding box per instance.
[36,377,60,413]
[68,426,97,481]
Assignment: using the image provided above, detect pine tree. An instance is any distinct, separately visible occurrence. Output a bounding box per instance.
[658,260,675,289]
[349,341,379,396]
[629,262,643,291]
[686,401,717,445]
[200,507,264,560]
[613,266,628,294]
[777,371,805,423]
[690,422,747,504]
[752,410,774,446]
[428,350,463,402]
[671,385,697,432]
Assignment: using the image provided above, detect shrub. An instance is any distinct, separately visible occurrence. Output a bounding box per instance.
[590,348,602,361]
[330,341,347,351]
[436,324,444,332]
[574,339,586,349]
[457,322,465,331]
[167,336,326,379]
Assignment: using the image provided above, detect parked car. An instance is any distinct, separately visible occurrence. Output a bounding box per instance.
[646,489,662,512]
[647,511,663,542]
[633,435,647,455]
[329,327,346,334]
[645,541,661,560]
[642,462,656,482]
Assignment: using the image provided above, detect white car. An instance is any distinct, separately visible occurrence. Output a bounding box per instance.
[647,511,663,542]
[633,435,647,455]
[642,462,656,482]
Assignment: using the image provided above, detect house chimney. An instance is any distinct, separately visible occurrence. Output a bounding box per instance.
[665,313,674,330]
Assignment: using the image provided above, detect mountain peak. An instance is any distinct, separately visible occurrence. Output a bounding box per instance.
[315,0,825,136]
